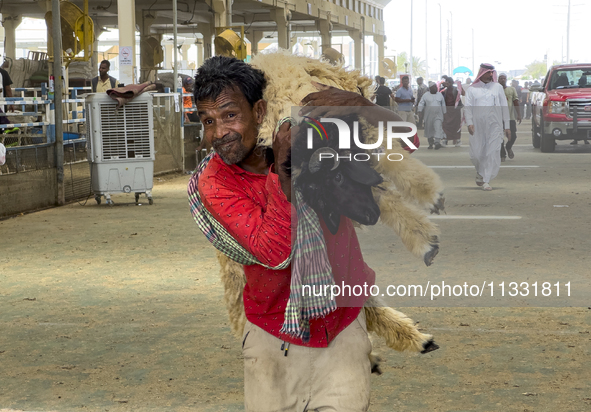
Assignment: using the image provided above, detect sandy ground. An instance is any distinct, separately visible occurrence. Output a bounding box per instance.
[1,120,590,411]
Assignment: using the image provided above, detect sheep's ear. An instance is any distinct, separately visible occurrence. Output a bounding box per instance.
[343,160,383,186]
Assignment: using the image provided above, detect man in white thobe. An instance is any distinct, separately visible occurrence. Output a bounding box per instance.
[418,81,446,150]
[464,63,510,191]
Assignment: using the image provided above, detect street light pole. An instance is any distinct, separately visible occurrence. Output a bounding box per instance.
[449,11,453,74]
[410,0,413,80]
[472,28,474,75]
[438,3,442,79]
[425,0,429,81]
[566,0,570,63]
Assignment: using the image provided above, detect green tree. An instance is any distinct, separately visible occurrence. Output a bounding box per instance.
[396,52,426,78]
[524,60,548,79]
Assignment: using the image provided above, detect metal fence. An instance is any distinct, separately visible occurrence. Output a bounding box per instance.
[0,87,186,219]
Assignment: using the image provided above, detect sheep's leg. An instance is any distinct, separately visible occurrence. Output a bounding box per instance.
[374,150,445,214]
[364,296,439,354]
[374,188,440,266]
[216,251,247,338]
[365,126,445,214]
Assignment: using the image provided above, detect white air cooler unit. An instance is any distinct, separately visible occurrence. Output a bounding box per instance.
[86,93,155,205]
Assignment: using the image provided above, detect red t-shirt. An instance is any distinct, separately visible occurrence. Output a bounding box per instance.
[196,153,375,347]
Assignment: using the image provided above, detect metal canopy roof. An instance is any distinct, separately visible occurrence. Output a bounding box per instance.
[0,0,389,39]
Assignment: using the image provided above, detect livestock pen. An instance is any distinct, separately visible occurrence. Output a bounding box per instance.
[0,88,186,219]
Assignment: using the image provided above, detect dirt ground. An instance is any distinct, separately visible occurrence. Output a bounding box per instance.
[1,123,590,411]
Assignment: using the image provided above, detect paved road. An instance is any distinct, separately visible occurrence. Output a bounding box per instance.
[0,119,589,411]
[364,119,591,308]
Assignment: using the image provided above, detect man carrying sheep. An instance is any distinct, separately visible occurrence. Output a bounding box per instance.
[189,55,408,411]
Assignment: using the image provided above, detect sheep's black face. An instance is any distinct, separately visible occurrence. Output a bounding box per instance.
[290,112,383,234]
[298,155,382,235]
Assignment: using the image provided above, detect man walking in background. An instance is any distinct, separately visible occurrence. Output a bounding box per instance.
[417,81,446,150]
[374,77,394,109]
[464,63,510,191]
[499,74,522,161]
[415,77,429,128]
[395,75,416,124]
[441,76,463,147]
[521,81,531,119]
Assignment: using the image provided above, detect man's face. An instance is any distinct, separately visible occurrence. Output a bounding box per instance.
[445,78,454,88]
[481,71,494,84]
[512,80,518,88]
[99,63,109,77]
[417,78,423,86]
[498,75,507,87]
[402,78,410,88]
[198,87,266,166]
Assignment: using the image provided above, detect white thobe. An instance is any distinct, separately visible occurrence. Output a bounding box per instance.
[418,92,446,141]
[464,81,510,183]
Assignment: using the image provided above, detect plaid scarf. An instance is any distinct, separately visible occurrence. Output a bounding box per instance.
[188,152,336,341]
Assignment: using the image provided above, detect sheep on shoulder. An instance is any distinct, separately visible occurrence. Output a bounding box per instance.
[209,52,442,372]
[287,114,383,234]
[251,51,443,265]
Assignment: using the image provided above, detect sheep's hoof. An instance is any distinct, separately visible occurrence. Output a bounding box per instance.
[421,339,440,354]
[423,243,439,266]
[430,194,446,215]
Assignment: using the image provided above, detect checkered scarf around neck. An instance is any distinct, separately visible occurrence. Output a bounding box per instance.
[187,126,336,342]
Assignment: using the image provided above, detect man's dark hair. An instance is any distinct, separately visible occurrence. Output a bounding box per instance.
[194,56,266,108]
[378,76,386,85]
[401,75,409,81]
[100,60,110,69]
[417,77,423,81]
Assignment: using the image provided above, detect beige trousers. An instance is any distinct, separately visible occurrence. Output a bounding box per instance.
[243,311,372,412]
[397,110,417,125]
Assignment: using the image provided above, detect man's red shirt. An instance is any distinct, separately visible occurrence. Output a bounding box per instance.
[196,153,375,348]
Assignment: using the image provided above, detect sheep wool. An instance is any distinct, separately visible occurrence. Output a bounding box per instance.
[211,51,442,360]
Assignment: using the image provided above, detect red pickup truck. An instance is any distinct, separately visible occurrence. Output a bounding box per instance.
[530,63,591,152]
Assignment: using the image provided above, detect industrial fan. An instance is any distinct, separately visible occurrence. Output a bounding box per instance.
[321,47,344,65]
[381,57,397,78]
[141,37,164,69]
[214,28,247,60]
[45,0,94,64]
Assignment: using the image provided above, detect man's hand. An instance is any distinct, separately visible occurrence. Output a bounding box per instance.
[505,129,511,139]
[468,125,475,135]
[299,81,402,125]
[517,115,522,124]
[299,81,373,118]
[272,121,293,202]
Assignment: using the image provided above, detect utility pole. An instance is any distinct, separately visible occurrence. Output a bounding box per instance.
[566,0,570,64]
[449,11,453,73]
[425,0,429,80]
[472,28,474,75]
[438,3,442,78]
[410,0,413,80]
[445,19,451,75]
